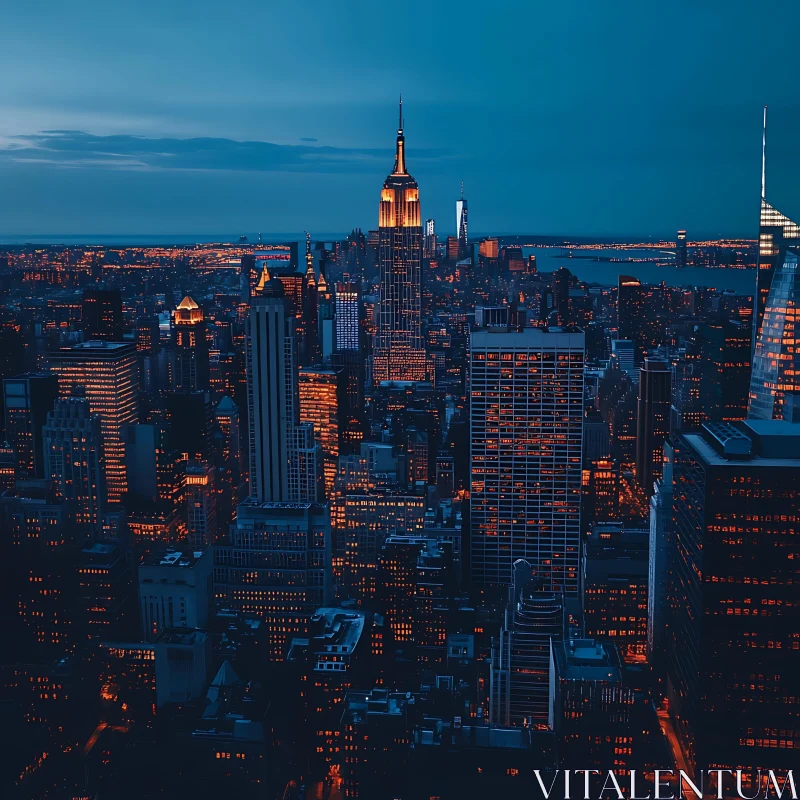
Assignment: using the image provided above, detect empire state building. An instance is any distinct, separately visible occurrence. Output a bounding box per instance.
[373,99,427,383]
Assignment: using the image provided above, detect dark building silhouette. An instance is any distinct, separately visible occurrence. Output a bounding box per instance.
[666,421,800,780]
[3,372,58,480]
[82,289,123,341]
[635,358,671,491]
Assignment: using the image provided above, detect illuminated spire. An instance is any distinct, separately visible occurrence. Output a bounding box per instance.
[255,262,271,294]
[392,94,407,176]
[762,104,767,201]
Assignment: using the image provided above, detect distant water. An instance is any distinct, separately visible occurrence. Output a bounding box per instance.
[527,247,754,294]
[0,233,345,246]
[0,235,755,294]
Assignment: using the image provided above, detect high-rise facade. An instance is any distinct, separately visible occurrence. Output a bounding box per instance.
[50,342,138,505]
[334,281,360,352]
[82,289,123,341]
[373,100,427,383]
[635,357,671,491]
[490,559,565,727]
[456,182,468,257]
[42,393,105,542]
[676,229,687,267]
[470,310,584,593]
[666,421,800,778]
[3,372,58,480]
[753,107,800,352]
[170,296,209,392]
[298,367,342,498]
[247,272,319,503]
[748,246,800,421]
[214,500,331,660]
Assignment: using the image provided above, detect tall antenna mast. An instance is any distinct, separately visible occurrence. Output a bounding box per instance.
[762,105,768,202]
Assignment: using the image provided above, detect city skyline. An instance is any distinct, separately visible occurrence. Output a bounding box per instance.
[3,1,800,238]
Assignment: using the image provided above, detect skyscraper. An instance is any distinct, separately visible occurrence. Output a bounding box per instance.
[247,269,318,502]
[456,181,468,257]
[748,246,800,421]
[50,342,138,505]
[635,357,671,491]
[676,229,688,267]
[470,308,585,593]
[170,296,209,392]
[3,372,58,480]
[214,500,331,660]
[298,367,342,498]
[491,559,565,727]
[754,106,800,353]
[666,421,800,779]
[373,99,427,383]
[82,289,123,341]
[42,392,105,542]
[334,280,360,352]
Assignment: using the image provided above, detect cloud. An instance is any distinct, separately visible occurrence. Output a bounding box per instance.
[299,136,318,142]
[0,130,454,174]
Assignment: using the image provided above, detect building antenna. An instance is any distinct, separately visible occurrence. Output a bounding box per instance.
[399,94,403,132]
[461,180,464,200]
[762,105,768,202]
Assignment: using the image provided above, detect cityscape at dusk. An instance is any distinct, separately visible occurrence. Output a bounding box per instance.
[1,3,798,799]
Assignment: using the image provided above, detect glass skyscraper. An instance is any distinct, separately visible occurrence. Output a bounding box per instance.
[373,100,427,383]
[748,247,800,421]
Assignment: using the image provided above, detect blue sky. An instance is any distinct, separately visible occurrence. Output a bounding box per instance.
[1,0,799,238]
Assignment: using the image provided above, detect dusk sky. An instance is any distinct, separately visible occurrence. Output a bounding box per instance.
[2,0,799,238]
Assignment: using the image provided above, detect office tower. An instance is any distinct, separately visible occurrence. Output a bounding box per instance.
[754,106,800,352]
[0,440,15,492]
[136,314,163,397]
[670,351,704,432]
[424,217,437,258]
[3,372,58,479]
[42,392,105,542]
[185,460,217,550]
[373,99,427,383]
[246,269,319,503]
[583,409,610,461]
[50,342,138,505]
[214,500,331,660]
[339,489,426,602]
[121,420,180,506]
[698,319,751,422]
[214,395,243,483]
[676,229,688,267]
[748,246,800,421]
[377,534,455,660]
[170,296,209,392]
[456,181,468,256]
[298,367,342,498]
[666,421,800,779]
[550,638,656,770]
[581,458,620,530]
[82,289,123,341]
[78,541,134,640]
[138,548,213,642]
[582,524,649,663]
[491,560,565,727]
[618,275,666,363]
[446,235,460,262]
[164,389,213,460]
[470,309,584,593]
[610,338,635,380]
[635,358,671,491]
[500,245,525,274]
[340,688,415,799]
[647,440,673,670]
[334,280,360,351]
[479,237,499,260]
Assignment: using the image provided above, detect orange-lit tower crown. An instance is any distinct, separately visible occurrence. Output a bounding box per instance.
[373,97,427,383]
